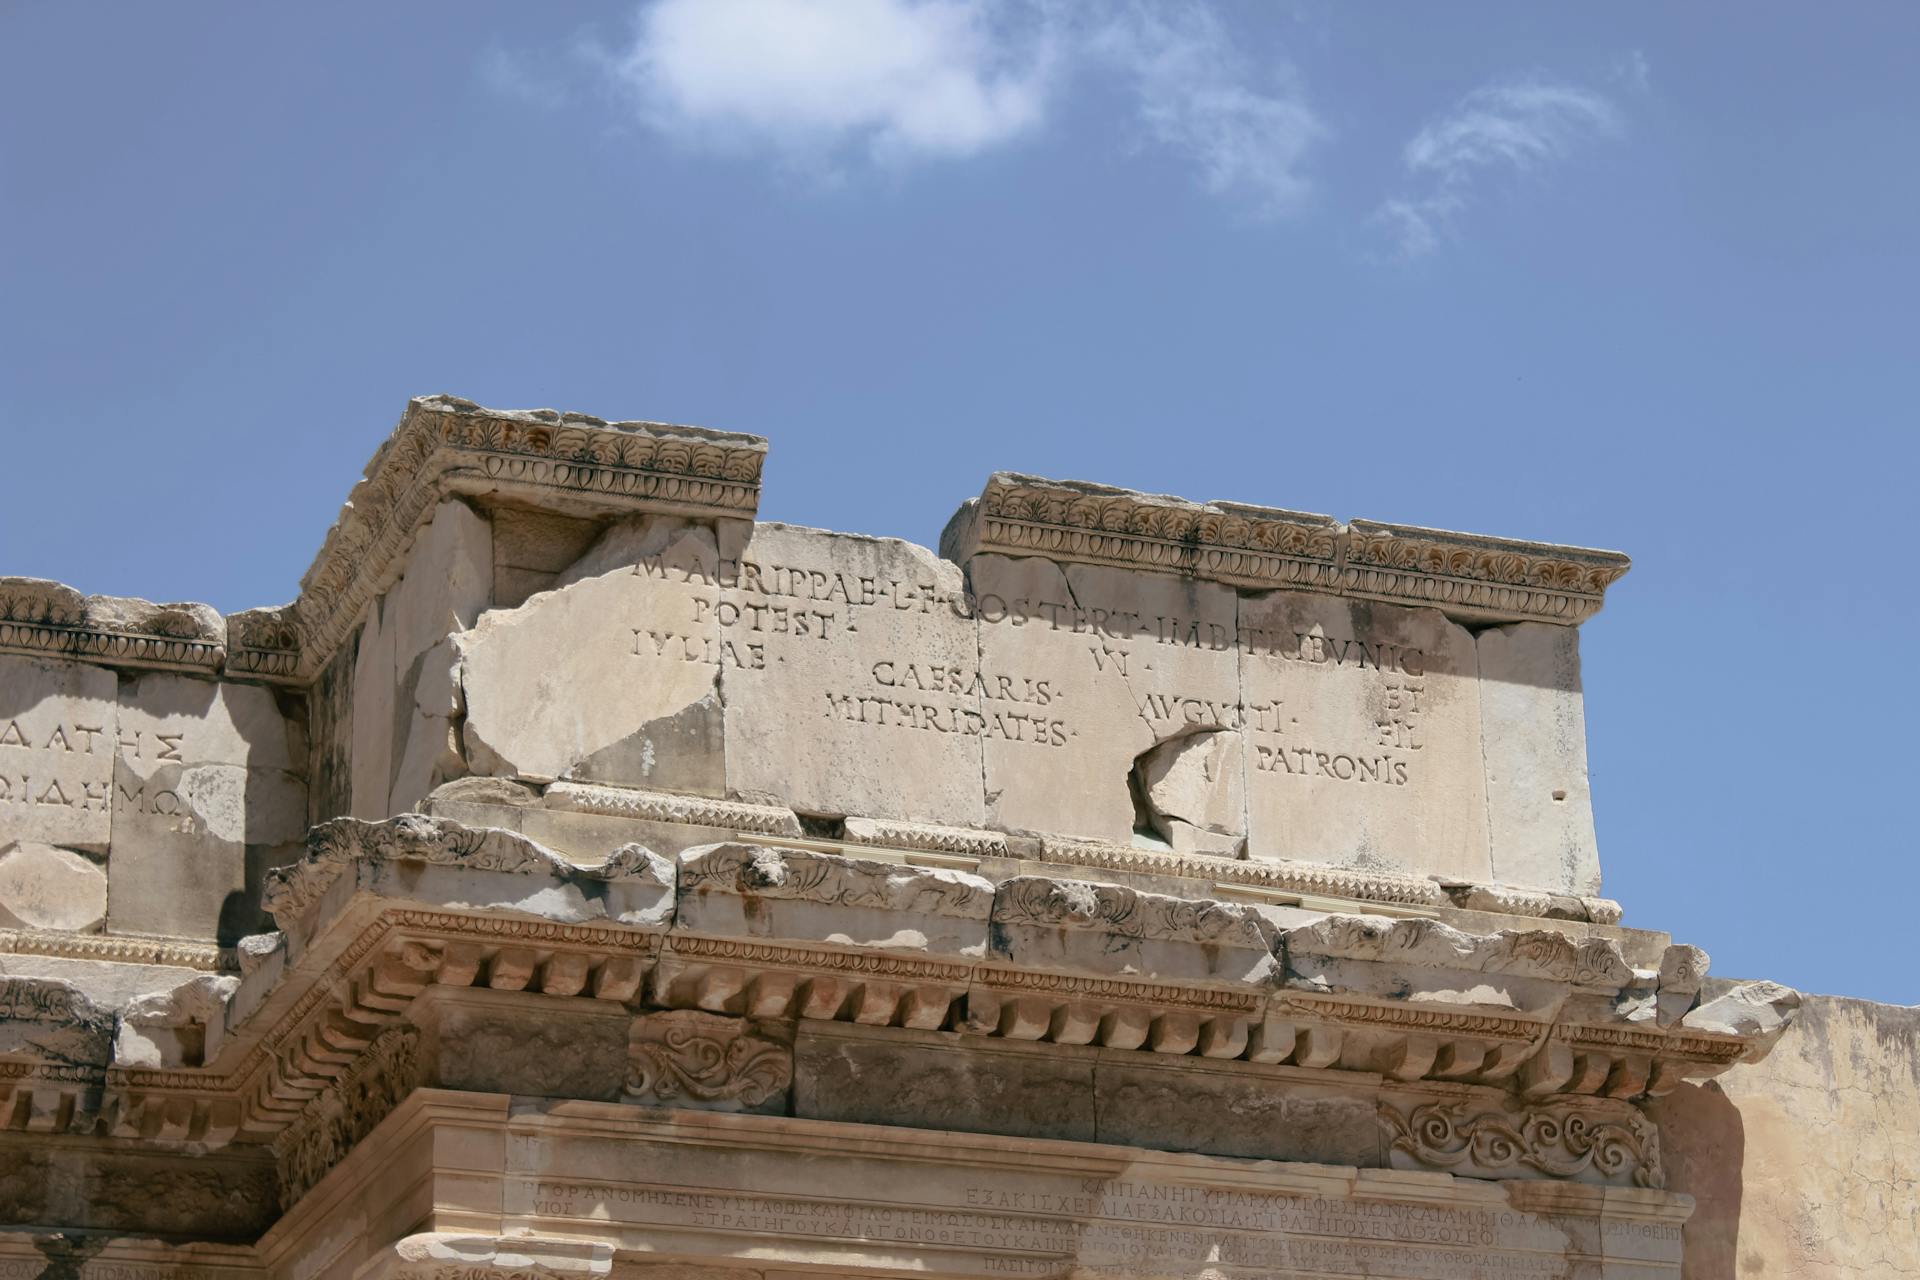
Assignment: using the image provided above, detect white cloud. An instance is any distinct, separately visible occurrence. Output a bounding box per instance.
[1378,73,1627,259]
[613,0,1055,163]
[1092,4,1323,215]
[587,0,1322,211]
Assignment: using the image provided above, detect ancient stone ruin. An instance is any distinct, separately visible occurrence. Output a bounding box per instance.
[1,395,1911,1277]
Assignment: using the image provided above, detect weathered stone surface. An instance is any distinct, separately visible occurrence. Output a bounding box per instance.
[1477,621,1601,896]
[676,843,993,956]
[989,875,1278,985]
[460,518,726,790]
[1240,590,1490,881]
[723,524,985,827]
[1137,728,1246,856]
[491,506,605,608]
[1681,979,1802,1059]
[0,839,107,932]
[109,672,307,942]
[795,1024,1095,1141]
[113,972,239,1068]
[0,655,116,851]
[349,596,396,820]
[972,555,1241,845]
[388,500,492,811]
[1657,988,1920,1278]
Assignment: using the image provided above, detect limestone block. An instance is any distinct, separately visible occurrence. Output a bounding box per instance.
[0,655,117,852]
[794,1025,1094,1141]
[1681,980,1801,1060]
[413,986,629,1102]
[349,599,396,819]
[988,875,1278,986]
[112,973,238,1068]
[721,524,985,827]
[1138,729,1245,856]
[109,672,307,942]
[675,843,994,956]
[1477,622,1601,896]
[491,506,605,608]
[0,840,106,932]
[386,499,492,669]
[0,975,112,1066]
[390,636,463,812]
[1095,1058,1378,1165]
[1240,590,1491,881]
[970,555,1241,845]
[459,520,727,792]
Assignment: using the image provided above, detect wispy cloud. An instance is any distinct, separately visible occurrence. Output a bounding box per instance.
[1377,71,1631,259]
[558,0,1321,212]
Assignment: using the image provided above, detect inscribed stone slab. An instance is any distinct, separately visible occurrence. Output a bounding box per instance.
[970,554,1242,846]
[721,524,984,826]
[0,655,116,852]
[1239,589,1491,881]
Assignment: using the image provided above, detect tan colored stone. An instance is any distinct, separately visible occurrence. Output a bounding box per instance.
[676,843,993,956]
[1138,728,1245,856]
[1240,589,1491,880]
[0,839,107,932]
[1477,621,1601,896]
[1096,1056,1378,1166]
[628,1010,793,1113]
[349,598,395,819]
[971,554,1242,845]
[722,524,984,826]
[989,875,1278,986]
[385,499,492,811]
[490,506,605,608]
[459,519,726,791]
[109,672,307,942]
[0,655,117,852]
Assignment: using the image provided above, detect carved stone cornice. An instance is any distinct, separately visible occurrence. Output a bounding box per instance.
[0,577,226,674]
[273,1024,421,1205]
[943,474,1631,626]
[944,475,1344,590]
[1284,915,1636,989]
[0,927,235,972]
[679,843,995,919]
[290,395,767,680]
[993,875,1273,951]
[1037,837,1450,910]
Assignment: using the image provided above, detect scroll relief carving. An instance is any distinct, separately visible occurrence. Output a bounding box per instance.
[625,1010,791,1110]
[1382,1097,1663,1189]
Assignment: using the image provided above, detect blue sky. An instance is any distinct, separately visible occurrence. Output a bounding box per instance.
[4,3,1915,1002]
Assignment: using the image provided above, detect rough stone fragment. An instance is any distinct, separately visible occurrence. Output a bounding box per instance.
[1138,728,1246,856]
[989,875,1278,985]
[721,524,985,827]
[386,501,492,811]
[971,555,1241,845]
[0,840,107,932]
[0,655,117,852]
[1239,589,1490,880]
[0,975,112,1067]
[459,519,725,791]
[1477,621,1601,895]
[109,672,307,942]
[113,973,239,1068]
[676,843,993,956]
[1681,980,1802,1060]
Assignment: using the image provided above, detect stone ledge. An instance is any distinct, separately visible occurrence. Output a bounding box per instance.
[944,472,1630,626]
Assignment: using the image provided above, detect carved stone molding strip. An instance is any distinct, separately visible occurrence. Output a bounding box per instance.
[992,875,1273,951]
[0,928,235,972]
[1381,1097,1663,1188]
[1038,838,1449,910]
[0,577,226,674]
[680,843,994,919]
[1285,915,1637,989]
[292,395,767,680]
[840,816,1011,858]
[543,780,802,837]
[944,474,1630,626]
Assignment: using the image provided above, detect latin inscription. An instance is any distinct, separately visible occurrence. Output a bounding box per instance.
[521,1176,1625,1277]
[619,547,1452,779]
